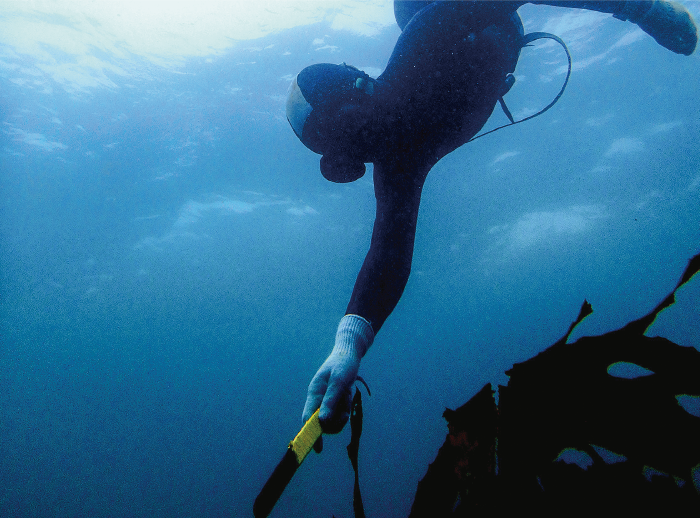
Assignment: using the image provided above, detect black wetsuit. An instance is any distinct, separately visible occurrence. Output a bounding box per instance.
[291,0,695,443]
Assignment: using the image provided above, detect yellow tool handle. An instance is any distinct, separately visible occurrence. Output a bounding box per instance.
[253,409,322,518]
[289,408,322,464]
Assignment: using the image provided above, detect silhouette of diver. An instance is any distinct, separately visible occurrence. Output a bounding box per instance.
[284,1,698,446]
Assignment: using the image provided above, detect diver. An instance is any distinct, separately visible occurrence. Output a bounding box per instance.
[285,1,698,447]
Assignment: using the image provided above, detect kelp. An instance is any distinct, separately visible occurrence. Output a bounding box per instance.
[410,252,700,516]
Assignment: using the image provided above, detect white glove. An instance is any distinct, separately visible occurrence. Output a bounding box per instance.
[302,315,374,450]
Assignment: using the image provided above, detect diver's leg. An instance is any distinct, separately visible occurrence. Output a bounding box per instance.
[410,0,698,56]
[388,0,698,84]
[530,1,697,55]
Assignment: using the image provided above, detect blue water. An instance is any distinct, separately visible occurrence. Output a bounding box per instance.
[1,2,699,517]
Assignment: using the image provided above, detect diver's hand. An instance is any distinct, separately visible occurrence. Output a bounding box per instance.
[302,315,374,452]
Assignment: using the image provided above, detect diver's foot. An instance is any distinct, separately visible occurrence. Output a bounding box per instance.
[616,0,697,55]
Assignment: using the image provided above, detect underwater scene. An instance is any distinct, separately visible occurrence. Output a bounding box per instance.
[1,1,699,516]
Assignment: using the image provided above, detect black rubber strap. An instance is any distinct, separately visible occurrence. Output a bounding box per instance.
[347,388,365,518]
[469,32,572,143]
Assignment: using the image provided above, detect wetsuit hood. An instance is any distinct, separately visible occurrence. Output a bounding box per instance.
[286,63,376,182]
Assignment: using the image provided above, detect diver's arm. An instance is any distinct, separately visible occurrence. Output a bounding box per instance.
[301,158,430,439]
[346,158,430,333]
